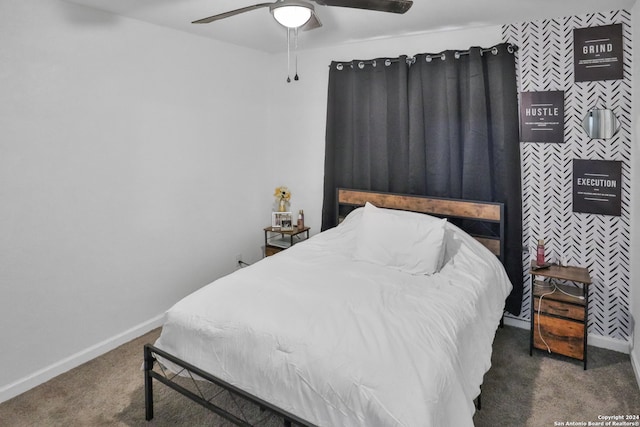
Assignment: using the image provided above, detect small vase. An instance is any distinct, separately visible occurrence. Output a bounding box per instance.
[278,199,287,212]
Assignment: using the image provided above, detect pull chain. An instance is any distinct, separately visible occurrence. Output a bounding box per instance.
[286,27,291,83]
[285,27,302,83]
[294,27,299,81]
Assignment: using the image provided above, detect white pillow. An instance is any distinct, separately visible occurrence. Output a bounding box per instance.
[353,202,447,275]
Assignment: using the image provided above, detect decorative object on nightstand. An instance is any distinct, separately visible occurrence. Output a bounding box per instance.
[272,212,294,231]
[536,239,545,265]
[529,260,592,369]
[274,186,291,212]
[264,225,310,257]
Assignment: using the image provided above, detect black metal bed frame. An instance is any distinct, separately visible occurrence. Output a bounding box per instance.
[144,344,317,426]
[144,189,505,425]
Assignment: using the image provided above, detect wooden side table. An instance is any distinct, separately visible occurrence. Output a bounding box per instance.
[264,226,310,257]
[529,261,591,369]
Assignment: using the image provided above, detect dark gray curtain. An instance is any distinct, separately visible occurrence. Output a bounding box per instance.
[321,43,523,315]
[407,45,522,315]
[321,57,409,228]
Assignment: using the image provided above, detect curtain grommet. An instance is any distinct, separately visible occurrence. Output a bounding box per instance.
[385,59,391,66]
[372,60,377,67]
[507,44,515,54]
[440,53,446,61]
[454,51,461,59]
[492,47,498,55]
[336,63,343,71]
[425,55,432,62]
[358,61,365,69]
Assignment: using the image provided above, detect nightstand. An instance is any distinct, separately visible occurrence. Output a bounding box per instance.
[529,261,591,369]
[264,226,310,257]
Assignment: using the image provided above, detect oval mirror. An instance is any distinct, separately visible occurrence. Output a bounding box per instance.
[582,108,621,139]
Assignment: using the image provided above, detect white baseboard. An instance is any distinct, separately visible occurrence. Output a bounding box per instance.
[503,314,631,354]
[503,315,530,330]
[0,314,164,404]
[589,333,631,354]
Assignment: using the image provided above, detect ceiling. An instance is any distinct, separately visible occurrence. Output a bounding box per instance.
[63,0,636,53]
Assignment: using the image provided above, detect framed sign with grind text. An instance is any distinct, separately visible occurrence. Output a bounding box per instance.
[574,24,623,82]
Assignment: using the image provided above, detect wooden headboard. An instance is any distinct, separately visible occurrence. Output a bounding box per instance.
[337,188,505,261]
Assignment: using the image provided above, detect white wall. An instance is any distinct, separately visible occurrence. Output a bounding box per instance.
[631,2,640,385]
[266,26,504,233]
[0,0,272,401]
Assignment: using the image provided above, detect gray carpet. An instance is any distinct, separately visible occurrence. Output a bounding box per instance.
[1,326,638,426]
[474,326,640,426]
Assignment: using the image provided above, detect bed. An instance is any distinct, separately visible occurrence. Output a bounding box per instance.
[144,188,512,426]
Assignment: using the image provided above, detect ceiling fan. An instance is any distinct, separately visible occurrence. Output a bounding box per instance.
[192,0,414,30]
[192,0,413,82]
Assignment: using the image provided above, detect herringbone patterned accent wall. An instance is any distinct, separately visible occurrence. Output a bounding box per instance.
[503,10,632,341]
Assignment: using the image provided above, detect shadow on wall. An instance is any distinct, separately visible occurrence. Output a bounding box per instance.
[55,0,121,27]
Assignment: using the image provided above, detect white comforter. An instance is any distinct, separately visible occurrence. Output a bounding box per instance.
[154,209,512,427]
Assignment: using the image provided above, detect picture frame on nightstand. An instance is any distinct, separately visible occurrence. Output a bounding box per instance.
[271,212,293,231]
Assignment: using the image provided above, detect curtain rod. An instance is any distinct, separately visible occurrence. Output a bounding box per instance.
[331,43,518,69]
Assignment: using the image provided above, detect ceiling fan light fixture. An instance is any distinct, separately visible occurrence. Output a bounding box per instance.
[270,2,313,28]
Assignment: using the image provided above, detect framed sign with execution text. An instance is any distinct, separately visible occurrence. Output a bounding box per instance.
[573,159,622,216]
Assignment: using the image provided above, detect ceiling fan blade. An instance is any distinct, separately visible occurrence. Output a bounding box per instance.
[192,2,274,24]
[302,12,323,31]
[312,0,412,14]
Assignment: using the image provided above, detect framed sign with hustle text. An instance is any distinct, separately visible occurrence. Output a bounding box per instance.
[519,91,565,143]
[573,159,622,216]
[574,23,623,82]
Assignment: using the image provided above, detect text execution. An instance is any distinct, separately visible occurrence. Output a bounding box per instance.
[576,178,617,188]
